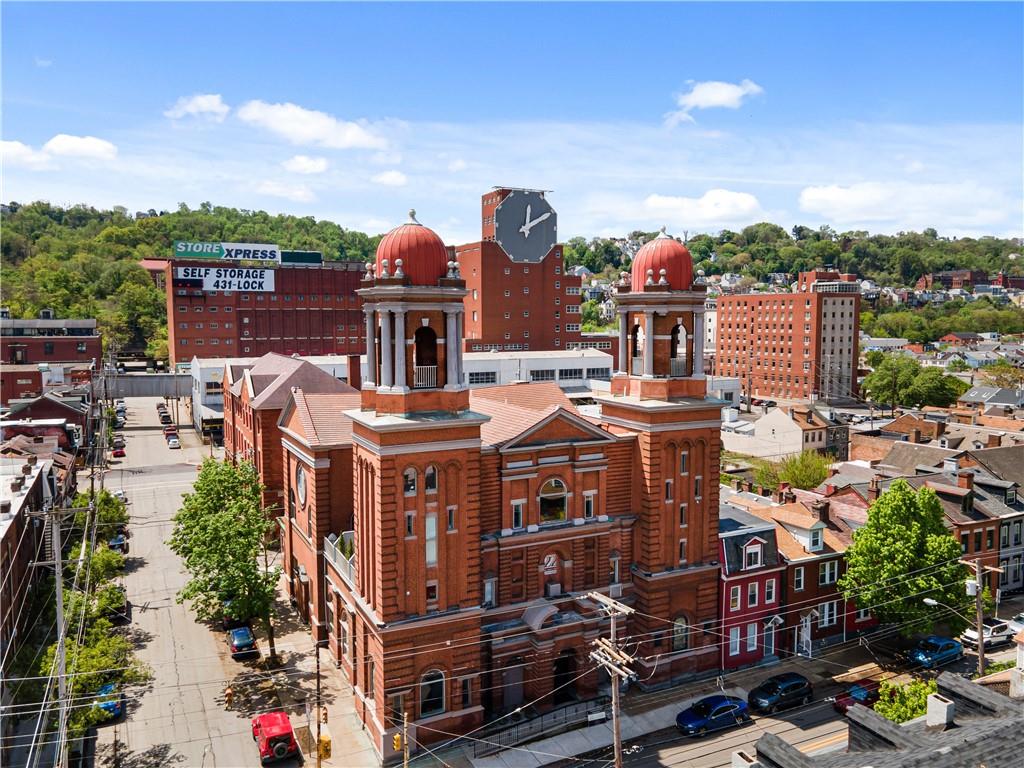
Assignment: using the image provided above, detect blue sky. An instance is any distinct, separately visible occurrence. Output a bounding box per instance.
[3,2,1022,242]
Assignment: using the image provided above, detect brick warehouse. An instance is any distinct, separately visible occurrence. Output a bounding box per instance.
[275,214,724,760]
[165,257,365,366]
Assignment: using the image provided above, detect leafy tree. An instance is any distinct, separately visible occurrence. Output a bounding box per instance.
[946,357,969,372]
[874,679,937,723]
[73,489,128,542]
[67,542,125,585]
[777,451,833,490]
[978,359,1024,389]
[838,480,969,637]
[864,350,885,368]
[861,354,968,407]
[169,459,281,660]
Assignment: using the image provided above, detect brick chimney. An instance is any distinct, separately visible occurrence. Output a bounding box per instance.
[909,427,921,444]
[810,499,831,525]
[934,420,946,437]
[868,475,882,502]
[957,470,974,490]
[986,431,1003,448]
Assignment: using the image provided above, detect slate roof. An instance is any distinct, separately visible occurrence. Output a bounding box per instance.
[963,444,1024,485]
[718,505,780,575]
[877,469,1020,525]
[876,442,958,474]
[958,386,1022,406]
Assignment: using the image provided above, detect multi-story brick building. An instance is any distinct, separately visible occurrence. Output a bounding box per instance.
[0,309,102,366]
[915,269,989,291]
[717,506,786,669]
[222,353,355,511]
[274,216,722,760]
[456,189,584,353]
[714,271,860,403]
[165,257,365,366]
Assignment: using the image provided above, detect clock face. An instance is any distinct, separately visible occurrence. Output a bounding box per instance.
[295,465,307,506]
[494,190,558,263]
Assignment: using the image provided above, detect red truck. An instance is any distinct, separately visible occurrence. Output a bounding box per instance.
[251,711,302,764]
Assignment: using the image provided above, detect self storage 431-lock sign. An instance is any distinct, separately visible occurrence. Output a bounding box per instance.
[173,240,282,263]
[174,266,276,292]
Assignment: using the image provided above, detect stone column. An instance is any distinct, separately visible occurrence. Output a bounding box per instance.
[393,310,407,389]
[693,311,706,378]
[643,311,655,378]
[455,310,464,386]
[364,309,376,386]
[380,309,393,388]
[618,311,628,374]
[445,310,458,387]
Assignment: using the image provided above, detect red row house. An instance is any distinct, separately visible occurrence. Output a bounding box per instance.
[272,214,723,760]
[222,353,354,512]
[717,506,786,669]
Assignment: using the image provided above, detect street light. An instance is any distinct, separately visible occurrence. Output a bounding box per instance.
[922,597,971,622]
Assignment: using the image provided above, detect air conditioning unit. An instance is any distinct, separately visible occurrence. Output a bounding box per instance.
[609,584,623,598]
[545,582,562,598]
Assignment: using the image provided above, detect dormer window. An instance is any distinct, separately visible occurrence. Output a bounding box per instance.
[809,529,823,551]
[1007,488,1017,505]
[744,542,763,570]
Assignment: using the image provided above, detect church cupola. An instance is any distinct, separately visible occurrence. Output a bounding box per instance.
[358,211,469,416]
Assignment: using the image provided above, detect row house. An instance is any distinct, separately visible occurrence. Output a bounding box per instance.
[274,215,724,759]
[222,352,354,511]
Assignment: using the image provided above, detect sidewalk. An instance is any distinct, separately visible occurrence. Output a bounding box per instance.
[266,575,378,767]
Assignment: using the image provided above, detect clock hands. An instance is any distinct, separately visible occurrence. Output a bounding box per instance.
[519,207,552,238]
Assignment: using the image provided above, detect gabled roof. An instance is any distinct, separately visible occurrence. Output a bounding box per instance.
[280,390,362,448]
[228,352,355,410]
[877,442,958,475]
[963,444,1024,485]
[718,505,781,575]
[8,391,88,417]
[495,406,615,452]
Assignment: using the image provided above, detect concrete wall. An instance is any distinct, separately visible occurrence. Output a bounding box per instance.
[107,373,191,399]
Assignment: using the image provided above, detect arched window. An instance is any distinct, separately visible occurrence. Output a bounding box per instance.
[420,670,446,717]
[672,617,690,651]
[403,468,417,496]
[539,478,568,523]
[425,465,438,494]
[287,489,296,519]
[414,326,438,367]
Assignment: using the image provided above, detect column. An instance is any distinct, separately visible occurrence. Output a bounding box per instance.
[693,312,706,378]
[617,311,628,374]
[445,310,457,387]
[394,310,407,389]
[364,309,376,386]
[455,310,464,386]
[380,310,393,388]
[643,311,655,378]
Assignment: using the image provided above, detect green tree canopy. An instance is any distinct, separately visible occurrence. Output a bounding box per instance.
[873,679,937,723]
[838,480,969,636]
[861,354,969,407]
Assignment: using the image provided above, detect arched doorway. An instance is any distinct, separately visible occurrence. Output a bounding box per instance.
[553,649,578,704]
[630,324,644,375]
[413,326,438,388]
[670,323,689,377]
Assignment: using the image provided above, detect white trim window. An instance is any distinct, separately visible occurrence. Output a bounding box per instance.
[793,567,805,591]
[511,500,524,530]
[809,528,823,551]
[744,542,762,570]
[747,581,758,608]
[819,560,839,585]
[818,600,838,628]
[765,578,776,604]
[403,468,417,496]
[729,627,741,656]
[730,585,741,611]
[746,622,758,652]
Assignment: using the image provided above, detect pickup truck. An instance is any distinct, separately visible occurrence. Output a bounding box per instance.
[961,617,1015,649]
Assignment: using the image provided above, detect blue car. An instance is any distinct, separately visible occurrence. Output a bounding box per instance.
[93,683,123,720]
[229,626,259,659]
[675,694,750,737]
[907,635,963,669]
[108,535,128,554]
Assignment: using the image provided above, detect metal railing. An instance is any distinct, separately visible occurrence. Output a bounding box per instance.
[631,357,644,375]
[471,696,610,757]
[324,531,356,587]
[671,357,690,377]
[413,365,437,388]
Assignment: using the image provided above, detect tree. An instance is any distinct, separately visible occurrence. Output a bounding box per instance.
[864,350,885,369]
[861,354,968,407]
[978,359,1024,389]
[777,450,833,490]
[874,679,937,723]
[169,459,281,660]
[947,357,969,372]
[73,489,128,542]
[838,480,969,636]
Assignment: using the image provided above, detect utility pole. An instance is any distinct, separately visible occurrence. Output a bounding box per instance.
[891,364,897,417]
[50,507,68,768]
[587,592,636,768]
[315,637,322,768]
[402,710,409,768]
[961,557,1003,677]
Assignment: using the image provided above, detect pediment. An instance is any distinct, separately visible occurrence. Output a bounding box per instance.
[501,407,615,451]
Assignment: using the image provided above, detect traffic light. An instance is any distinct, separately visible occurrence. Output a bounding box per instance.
[392,733,402,751]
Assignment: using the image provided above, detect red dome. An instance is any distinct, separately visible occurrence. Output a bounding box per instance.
[630,229,693,291]
[375,210,449,286]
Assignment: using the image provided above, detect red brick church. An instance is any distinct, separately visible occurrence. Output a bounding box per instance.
[276,214,722,759]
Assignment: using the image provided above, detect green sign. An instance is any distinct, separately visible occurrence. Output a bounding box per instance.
[173,241,281,263]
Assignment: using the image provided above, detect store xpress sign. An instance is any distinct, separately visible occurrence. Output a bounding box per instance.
[173,241,281,263]
[174,266,276,292]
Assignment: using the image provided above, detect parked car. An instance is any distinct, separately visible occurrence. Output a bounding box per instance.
[907,635,963,669]
[962,618,1015,649]
[108,534,129,554]
[675,694,750,737]
[229,626,259,659]
[222,598,251,630]
[163,425,179,436]
[167,437,181,449]
[831,678,881,714]
[251,711,302,764]
[111,438,126,450]
[762,400,777,408]
[92,683,124,721]
[159,414,172,425]
[113,490,128,503]
[112,448,126,458]
[101,584,130,622]
[746,672,813,714]
[1006,611,1024,635]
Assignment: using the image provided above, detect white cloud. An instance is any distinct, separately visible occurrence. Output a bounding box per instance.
[34,57,53,68]
[282,155,328,174]
[41,134,118,160]
[643,189,764,228]
[371,151,403,165]
[237,100,387,150]
[447,158,467,172]
[798,181,1011,230]
[255,180,315,203]
[665,79,764,126]
[164,94,230,122]
[371,170,407,187]
[2,140,52,170]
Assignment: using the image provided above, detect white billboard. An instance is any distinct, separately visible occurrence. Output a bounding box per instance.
[174,266,276,292]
